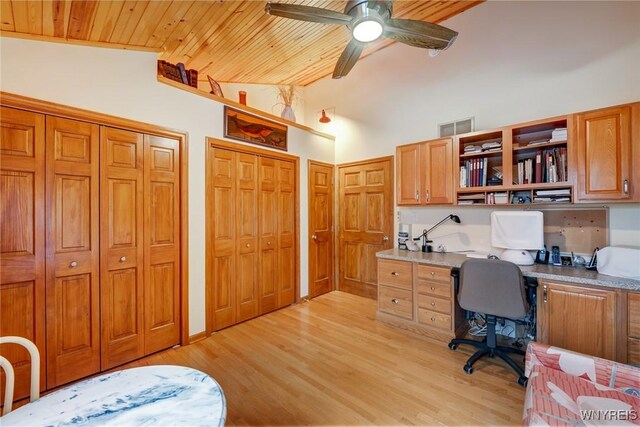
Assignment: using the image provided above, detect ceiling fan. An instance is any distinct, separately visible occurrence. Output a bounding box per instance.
[265,0,458,79]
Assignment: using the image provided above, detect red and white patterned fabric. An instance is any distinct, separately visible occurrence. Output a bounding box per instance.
[524,341,640,426]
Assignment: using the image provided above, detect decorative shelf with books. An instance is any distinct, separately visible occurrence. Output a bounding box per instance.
[511,117,569,187]
[456,129,505,190]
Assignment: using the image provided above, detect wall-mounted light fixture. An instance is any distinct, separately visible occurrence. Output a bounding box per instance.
[319,109,331,124]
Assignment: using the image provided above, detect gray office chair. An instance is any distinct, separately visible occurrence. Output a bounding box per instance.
[448,259,529,386]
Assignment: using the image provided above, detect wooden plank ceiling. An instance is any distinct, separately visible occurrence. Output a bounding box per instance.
[1,1,482,86]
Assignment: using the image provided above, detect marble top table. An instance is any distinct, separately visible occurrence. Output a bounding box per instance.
[0,365,226,426]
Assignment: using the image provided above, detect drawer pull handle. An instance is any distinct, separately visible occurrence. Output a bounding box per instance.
[623,179,629,195]
[119,256,126,263]
[431,317,436,322]
[431,302,436,306]
[69,261,78,268]
[391,272,399,276]
[430,271,436,276]
[430,286,435,291]
[391,298,399,304]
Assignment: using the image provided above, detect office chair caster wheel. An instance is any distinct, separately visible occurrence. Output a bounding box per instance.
[518,376,528,387]
[448,343,457,350]
[464,364,473,374]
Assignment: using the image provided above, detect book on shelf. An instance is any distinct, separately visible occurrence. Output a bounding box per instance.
[460,166,467,188]
[550,127,567,142]
[535,188,571,196]
[158,60,199,88]
[534,196,571,203]
[457,200,476,205]
[177,63,189,85]
[188,69,198,88]
[526,138,550,147]
[457,193,485,200]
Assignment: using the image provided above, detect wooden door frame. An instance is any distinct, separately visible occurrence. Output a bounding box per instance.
[0,91,191,347]
[307,160,335,298]
[205,138,300,334]
[336,156,394,295]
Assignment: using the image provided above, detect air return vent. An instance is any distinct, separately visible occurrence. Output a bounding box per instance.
[439,117,474,137]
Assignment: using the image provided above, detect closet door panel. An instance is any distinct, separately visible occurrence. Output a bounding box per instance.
[277,160,296,307]
[0,107,46,401]
[100,127,144,370]
[45,116,100,389]
[235,153,259,322]
[211,149,236,330]
[144,135,180,354]
[259,158,278,314]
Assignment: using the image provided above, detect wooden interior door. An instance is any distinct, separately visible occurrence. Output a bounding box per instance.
[576,106,631,200]
[259,157,278,314]
[143,135,181,355]
[100,127,144,369]
[538,281,616,360]
[0,107,47,401]
[277,160,296,308]
[423,138,453,204]
[235,153,259,322]
[209,148,237,331]
[396,144,421,205]
[338,157,393,299]
[45,116,100,388]
[308,161,334,299]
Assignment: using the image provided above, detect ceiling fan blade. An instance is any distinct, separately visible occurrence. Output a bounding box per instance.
[384,18,458,50]
[265,3,352,25]
[332,39,364,79]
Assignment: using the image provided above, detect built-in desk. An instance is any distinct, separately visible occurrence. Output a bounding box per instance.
[375,249,640,364]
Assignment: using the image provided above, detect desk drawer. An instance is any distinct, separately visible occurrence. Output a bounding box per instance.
[378,285,413,320]
[417,308,451,331]
[378,259,412,290]
[417,294,451,315]
[415,264,451,284]
[416,280,451,299]
[629,293,640,338]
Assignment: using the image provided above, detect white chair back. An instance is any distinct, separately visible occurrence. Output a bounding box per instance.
[0,336,40,415]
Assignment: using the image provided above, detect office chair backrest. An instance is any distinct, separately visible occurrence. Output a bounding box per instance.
[457,259,529,319]
[0,336,40,415]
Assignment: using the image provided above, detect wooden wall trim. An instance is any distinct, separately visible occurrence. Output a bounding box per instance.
[1,92,187,140]
[0,31,162,53]
[207,137,301,161]
[160,77,336,141]
[2,92,191,347]
[338,155,395,168]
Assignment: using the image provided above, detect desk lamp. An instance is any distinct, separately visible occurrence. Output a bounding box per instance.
[414,214,461,253]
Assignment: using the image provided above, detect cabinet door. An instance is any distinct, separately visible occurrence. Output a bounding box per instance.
[144,135,181,354]
[100,127,144,369]
[45,116,100,388]
[538,281,616,360]
[235,153,259,322]
[210,149,236,330]
[423,138,453,205]
[0,107,46,401]
[277,160,296,308]
[259,157,278,314]
[396,144,421,205]
[576,106,631,200]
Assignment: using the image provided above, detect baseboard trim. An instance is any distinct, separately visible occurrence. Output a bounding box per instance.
[188,331,208,344]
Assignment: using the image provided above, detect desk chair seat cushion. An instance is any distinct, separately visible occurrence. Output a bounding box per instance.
[457,259,529,319]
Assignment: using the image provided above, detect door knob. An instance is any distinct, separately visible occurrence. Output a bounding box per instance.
[391,298,399,304]
[382,236,389,242]
[69,261,78,268]
[311,234,317,240]
[119,256,126,263]
[246,243,250,248]
[267,241,272,246]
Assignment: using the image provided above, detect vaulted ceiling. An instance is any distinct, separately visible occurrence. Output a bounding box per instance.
[1,1,482,86]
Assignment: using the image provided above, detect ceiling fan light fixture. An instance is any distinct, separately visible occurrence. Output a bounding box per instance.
[352,18,384,42]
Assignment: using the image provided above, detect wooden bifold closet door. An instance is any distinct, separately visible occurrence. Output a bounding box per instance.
[208,143,297,332]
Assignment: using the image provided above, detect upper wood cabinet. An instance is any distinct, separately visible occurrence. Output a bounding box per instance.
[396,138,453,206]
[537,280,617,360]
[575,104,635,201]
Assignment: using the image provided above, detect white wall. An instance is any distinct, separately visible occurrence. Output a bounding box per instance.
[0,37,335,335]
[303,0,640,251]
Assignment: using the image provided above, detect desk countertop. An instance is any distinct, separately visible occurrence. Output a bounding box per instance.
[376,249,640,292]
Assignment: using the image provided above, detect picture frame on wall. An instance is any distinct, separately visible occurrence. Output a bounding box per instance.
[223,106,288,151]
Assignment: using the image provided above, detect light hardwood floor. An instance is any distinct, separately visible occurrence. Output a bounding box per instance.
[125,291,525,425]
